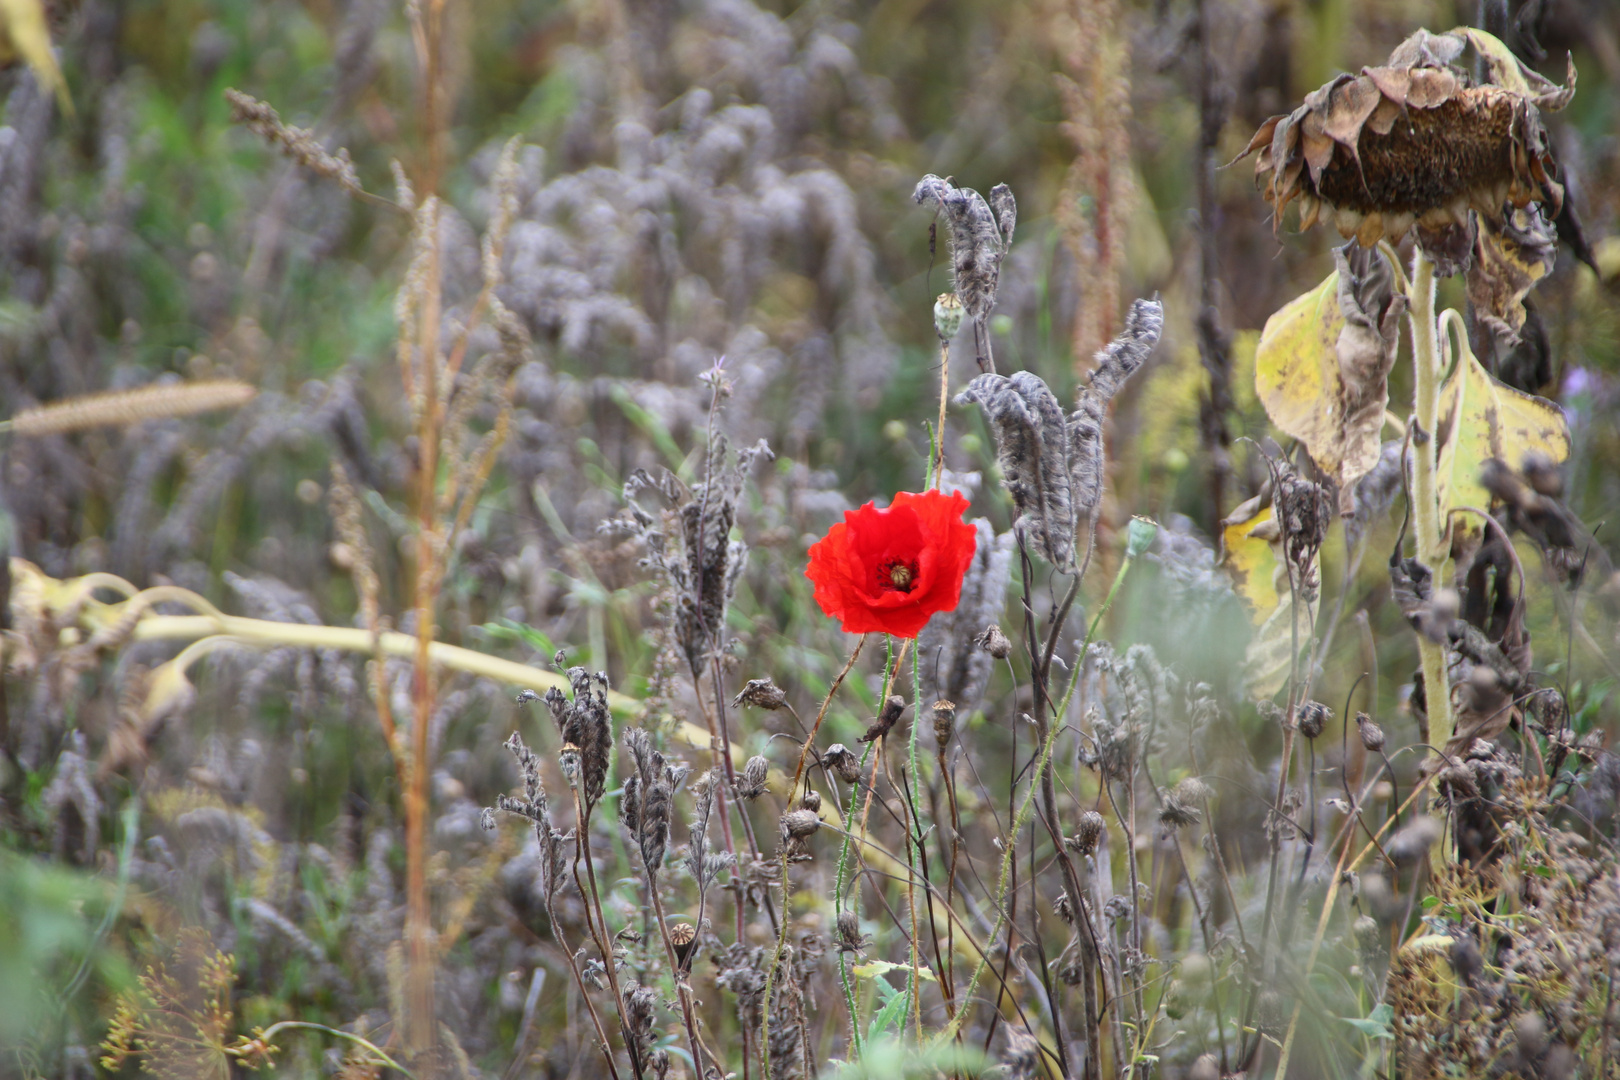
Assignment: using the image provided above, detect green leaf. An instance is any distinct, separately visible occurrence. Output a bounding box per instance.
[1340,1002,1395,1039]
[867,986,910,1040]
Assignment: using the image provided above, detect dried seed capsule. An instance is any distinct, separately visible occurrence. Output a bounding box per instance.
[798,788,822,814]
[1295,700,1331,740]
[738,755,769,800]
[1355,712,1386,752]
[835,909,866,954]
[781,809,821,840]
[1071,810,1106,855]
[824,744,861,784]
[977,625,1013,660]
[931,699,957,748]
[669,922,697,969]
[733,678,788,711]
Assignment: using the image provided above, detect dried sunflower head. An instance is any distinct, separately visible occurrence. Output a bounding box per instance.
[1239,28,1573,249]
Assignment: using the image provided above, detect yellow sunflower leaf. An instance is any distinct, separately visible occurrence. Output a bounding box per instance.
[1256,249,1407,512]
[1432,325,1571,544]
[1220,495,1280,622]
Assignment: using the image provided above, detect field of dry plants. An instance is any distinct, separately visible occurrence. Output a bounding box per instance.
[2,0,1619,1078]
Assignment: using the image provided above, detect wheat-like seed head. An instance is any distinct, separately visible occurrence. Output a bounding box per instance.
[3,380,257,438]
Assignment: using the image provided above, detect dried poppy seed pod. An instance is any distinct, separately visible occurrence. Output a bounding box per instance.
[1295,700,1331,740]
[780,809,821,841]
[738,755,769,800]
[824,743,861,784]
[1072,810,1106,855]
[932,699,957,747]
[977,625,1013,660]
[798,788,822,814]
[733,677,788,711]
[669,922,697,969]
[1355,712,1386,752]
[933,292,964,341]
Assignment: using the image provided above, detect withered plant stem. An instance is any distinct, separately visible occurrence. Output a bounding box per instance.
[543,891,625,1080]
[571,789,645,1079]
[643,870,709,1076]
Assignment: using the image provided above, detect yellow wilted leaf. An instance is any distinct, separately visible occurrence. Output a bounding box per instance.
[1221,494,1280,621]
[1256,248,1406,512]
[1221,491,1316,699]
[0,0,69,111]
[1432,323,1570,544]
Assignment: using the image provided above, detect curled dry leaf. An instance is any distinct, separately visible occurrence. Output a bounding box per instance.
[957,299,1163,568]
[1254,244,1407,513]
[955,372,1076,566]
[1238,27,1572,248]
[1467,205,1556,343]
[913,174,1015,372]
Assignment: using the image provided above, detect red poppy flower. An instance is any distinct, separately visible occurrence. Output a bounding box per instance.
[805,489,978,639]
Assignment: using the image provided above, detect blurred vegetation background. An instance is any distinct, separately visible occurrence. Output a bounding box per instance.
[0,0,1616,1076]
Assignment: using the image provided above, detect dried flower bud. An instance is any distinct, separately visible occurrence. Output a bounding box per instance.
[824,744,861,784]
[1071,810,1106,855]
[558,743,582,787]
[739,755,770,800]
[933,292,964,341]
[1159,787,1202,829]
[798,788,822,814]
[835,910,866,955]
[977,625,1013,660]
[1295,700,1331,740]
[733,678,788,711]
[932,699,957,748]
[859,695,908,744]
[1355,711,1386,752]
[1053,891,1075,925]
[781,809,821,840]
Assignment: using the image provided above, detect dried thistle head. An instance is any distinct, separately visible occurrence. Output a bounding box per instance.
[733,677,788,711]
[738,755,770,800]
[797,788,821,814]
[1069,809,1107,855]
[1356,711,1387,752]
[823,744,861,784]
[977,625,1013,660]
[834,910,867,955]
[540,669,614,809]
[1294,700,1331,740]
[1239,28,1573,248]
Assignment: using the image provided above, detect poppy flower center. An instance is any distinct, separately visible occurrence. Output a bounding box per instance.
[880,558,918,594]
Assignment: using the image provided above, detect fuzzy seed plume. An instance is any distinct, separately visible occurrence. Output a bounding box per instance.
[5,380,258,438]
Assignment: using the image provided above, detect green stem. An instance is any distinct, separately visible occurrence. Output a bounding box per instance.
[1407,249,1455,765]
